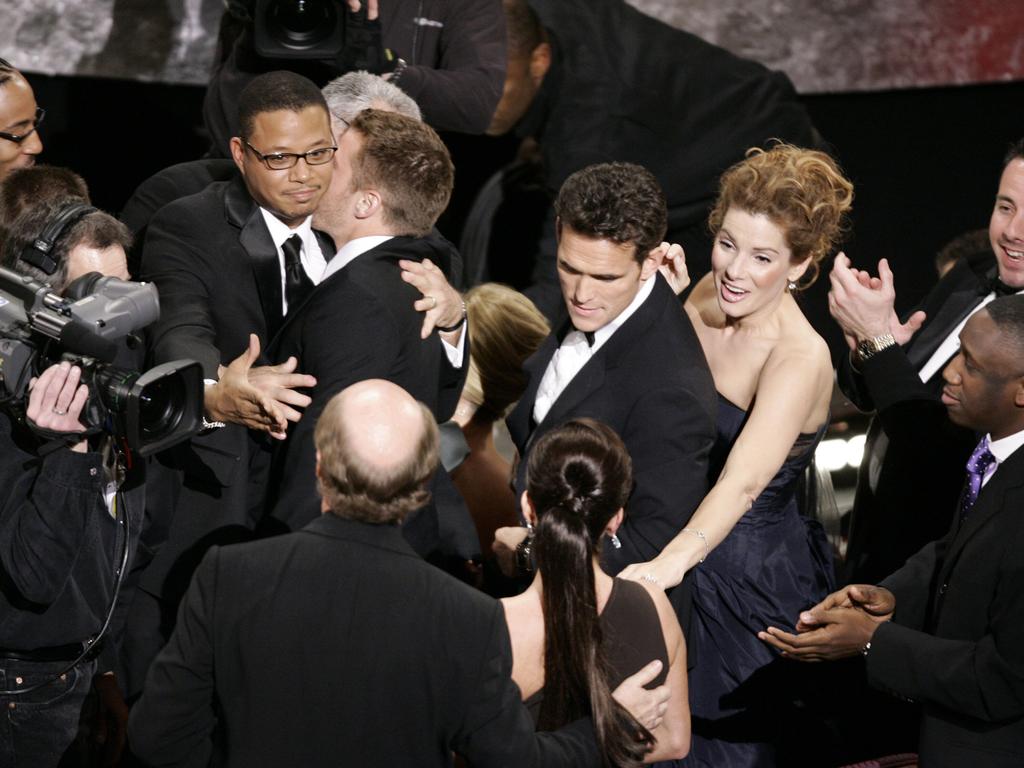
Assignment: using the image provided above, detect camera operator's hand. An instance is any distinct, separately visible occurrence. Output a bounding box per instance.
[206,335,316,440]
[26,362,89,452]
[344,0,379,20]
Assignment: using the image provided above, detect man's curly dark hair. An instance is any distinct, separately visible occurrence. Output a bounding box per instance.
[554,162,667,264]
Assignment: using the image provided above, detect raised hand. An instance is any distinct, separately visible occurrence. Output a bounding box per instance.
[829,254,926,347]
[652,242,690,296]
[399,258,465,340]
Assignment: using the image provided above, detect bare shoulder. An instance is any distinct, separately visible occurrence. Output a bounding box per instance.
[634,578,685,650]
[766,311,832,378]
[684,273,722,330]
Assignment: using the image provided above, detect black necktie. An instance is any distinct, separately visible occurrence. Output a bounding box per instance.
[282,234,314,311]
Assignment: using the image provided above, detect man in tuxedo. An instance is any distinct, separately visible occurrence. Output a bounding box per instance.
[128,379,671,767]
[498,162,717,588]
[832,139,1024,585]
[761,294,1024,768]
[124,70,336,697]
[265,108,475,562]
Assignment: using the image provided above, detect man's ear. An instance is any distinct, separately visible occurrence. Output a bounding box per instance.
[639,247,660,281]
[1014,378,1024,408]
[529,42,552,86]
[315,450,323,480]
[355,190,382,219]
[229,137,246,174]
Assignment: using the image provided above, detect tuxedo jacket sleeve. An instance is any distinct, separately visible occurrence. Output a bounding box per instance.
[867,457,1024,725]
[602,381,715,574]
[837,256,992,411]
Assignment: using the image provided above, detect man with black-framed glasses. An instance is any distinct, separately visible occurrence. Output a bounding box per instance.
[0,58,43,182]
[127,70,338,702]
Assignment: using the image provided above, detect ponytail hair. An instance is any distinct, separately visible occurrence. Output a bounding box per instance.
[525,418,653,767]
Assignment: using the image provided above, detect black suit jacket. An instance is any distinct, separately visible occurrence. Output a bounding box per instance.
[137,175,334,605]
[839,256,995,583]
[866,439,1024,766]
[507,275,717,575]
[128,514,601,767]
[265,234,475,559]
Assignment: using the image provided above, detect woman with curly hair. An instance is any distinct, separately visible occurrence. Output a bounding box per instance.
[622,143,854,766]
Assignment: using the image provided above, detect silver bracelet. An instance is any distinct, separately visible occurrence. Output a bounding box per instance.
[682,528,708,564]
[861,641,872,657]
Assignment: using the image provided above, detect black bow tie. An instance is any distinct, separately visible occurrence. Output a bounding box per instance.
[984,275,1020,297]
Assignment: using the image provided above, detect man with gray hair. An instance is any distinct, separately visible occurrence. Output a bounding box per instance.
[130,379,671,766]
[322,69,422,129]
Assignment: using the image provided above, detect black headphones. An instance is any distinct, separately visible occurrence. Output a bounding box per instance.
[20,202,97,276]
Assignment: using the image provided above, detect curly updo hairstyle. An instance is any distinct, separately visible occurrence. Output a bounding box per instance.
[708,143,853,289]
[525,418,653,767]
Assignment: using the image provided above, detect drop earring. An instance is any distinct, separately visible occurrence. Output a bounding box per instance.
[610,533,622,549]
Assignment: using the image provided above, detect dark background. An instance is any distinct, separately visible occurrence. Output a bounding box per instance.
[27,72,1023,337]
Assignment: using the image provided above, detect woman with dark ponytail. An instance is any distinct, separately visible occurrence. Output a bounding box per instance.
[501,419,689,766]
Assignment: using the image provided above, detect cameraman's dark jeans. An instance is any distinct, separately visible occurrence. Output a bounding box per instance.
[1,657,95,767]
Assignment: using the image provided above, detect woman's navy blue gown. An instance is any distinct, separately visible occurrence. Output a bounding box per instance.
[682,396,836,767]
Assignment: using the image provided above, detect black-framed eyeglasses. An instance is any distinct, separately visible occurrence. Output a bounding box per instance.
[244,140,337,170]
[0,106,45,144]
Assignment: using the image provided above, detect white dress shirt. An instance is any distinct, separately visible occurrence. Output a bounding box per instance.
[320,234,465,368]
[533,275,656,425]
[259,209,328,314]
[918,287,1024,383]
[980,427,1024,490]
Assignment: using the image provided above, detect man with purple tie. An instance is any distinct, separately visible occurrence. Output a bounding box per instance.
[761,294,1024,768]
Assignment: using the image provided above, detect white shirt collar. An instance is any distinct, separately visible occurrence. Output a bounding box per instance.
[587,273,657,353]
[259,209,315,250]
[321,235,394,281]
[986,427,1024,465]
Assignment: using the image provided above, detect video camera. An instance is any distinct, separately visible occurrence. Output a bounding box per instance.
[0,266,203,456]
[231,0,396,73]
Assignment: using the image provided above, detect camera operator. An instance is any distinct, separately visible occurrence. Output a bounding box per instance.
[0,198,141,767]
[203,0,506,156]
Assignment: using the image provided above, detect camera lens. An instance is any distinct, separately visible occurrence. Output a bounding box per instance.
[138,375,185,439]
[266,0,336,48]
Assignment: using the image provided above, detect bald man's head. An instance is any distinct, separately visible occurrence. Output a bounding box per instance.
[315,380,439,524]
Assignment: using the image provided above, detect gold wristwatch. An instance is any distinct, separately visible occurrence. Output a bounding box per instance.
[855,333,897,363]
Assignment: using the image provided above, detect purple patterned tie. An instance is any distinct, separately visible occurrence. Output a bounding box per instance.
[960,438,997,519]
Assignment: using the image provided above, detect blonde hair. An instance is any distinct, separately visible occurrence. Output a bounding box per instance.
[709,143,853,288]
[463,283,550,423]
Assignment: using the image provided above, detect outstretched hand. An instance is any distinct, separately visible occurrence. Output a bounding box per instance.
[829,254,926,349]
[619,554,685,591]
[400,258,465,340]
[652,242,690,296]
[206,334,316,439]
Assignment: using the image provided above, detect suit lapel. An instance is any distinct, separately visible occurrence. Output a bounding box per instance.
[513,275,668,446]
[225,178,284,342]
[938,445,1024,584]
[507,334,558,450]
[906,271,990,370]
